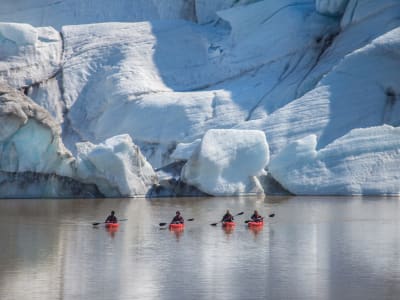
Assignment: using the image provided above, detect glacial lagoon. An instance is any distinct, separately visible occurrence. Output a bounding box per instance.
[0,196,399,300]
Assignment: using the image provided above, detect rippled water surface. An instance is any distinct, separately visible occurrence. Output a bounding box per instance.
[0,196,400,300]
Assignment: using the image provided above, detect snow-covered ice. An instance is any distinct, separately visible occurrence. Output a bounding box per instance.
[0,0,196,30]
[316,0,349,16]
[0,22,38,46]
[250,26,400,157]
[0,24,61,89]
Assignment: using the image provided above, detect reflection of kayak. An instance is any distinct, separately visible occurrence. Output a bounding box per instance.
[222,222,235,227]
[169,223,184,229]
[105,222,119,228]
[248,221,264,227]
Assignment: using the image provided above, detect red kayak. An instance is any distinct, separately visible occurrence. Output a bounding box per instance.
[105,222,119,228]
[169,223,184,229]
[247,221,264,227]
[222,221,236,227]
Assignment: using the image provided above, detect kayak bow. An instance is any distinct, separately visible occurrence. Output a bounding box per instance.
[105,222,119,228]
[222,221,236,227]
[169,223,185,229]
[247,221,264,227]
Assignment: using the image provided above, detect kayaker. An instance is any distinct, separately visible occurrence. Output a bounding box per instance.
[221,210,234,222]
[105,211,118,223]
[251,210,263,222]
[170,211,184,224]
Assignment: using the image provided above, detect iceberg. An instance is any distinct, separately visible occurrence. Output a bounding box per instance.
[76,134,157,197]
[181,129,269,196]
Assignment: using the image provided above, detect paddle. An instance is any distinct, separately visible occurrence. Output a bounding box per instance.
[92,218,128,226]
[244,213,275,223]
[159,218,195,227]
[210,212,244,226]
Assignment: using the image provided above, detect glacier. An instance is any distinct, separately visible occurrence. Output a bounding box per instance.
[0,0,399,197]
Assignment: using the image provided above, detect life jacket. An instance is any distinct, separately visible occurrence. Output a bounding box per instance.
[106,215,118,223]
[222,214,234,222]
[172,215,184,224]
[251,214,263,222]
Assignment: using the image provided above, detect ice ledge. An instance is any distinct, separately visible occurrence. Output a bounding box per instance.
[269,126,400,195]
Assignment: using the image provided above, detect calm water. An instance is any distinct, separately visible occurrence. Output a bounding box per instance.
[0,196,399,300]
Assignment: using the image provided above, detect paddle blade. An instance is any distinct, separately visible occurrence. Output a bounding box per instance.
[236,212,244,216]
[159,222,167,226]
[92,222,101,226]
[210,223,218,226]
[244,220,250,223]
[269,213,275,218]
[187,218,194,221]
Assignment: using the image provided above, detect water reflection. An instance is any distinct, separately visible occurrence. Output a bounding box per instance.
[106,226,119,237]
[222,225,235,236]
[0,196,399,299]
[248,225,263,239]
[169,227,184,241]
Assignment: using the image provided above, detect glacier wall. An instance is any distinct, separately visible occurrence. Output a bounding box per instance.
[0,0,399,196]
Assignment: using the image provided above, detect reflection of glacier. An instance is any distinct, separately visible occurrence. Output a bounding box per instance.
[0,0,400,197]
[261,196,400,299]
[1,197,400,299]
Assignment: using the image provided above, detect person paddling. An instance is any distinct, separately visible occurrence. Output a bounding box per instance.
[105,210,118,223]
[221,210,234,222]
[170,211,184,224]
[251,210,263,222]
